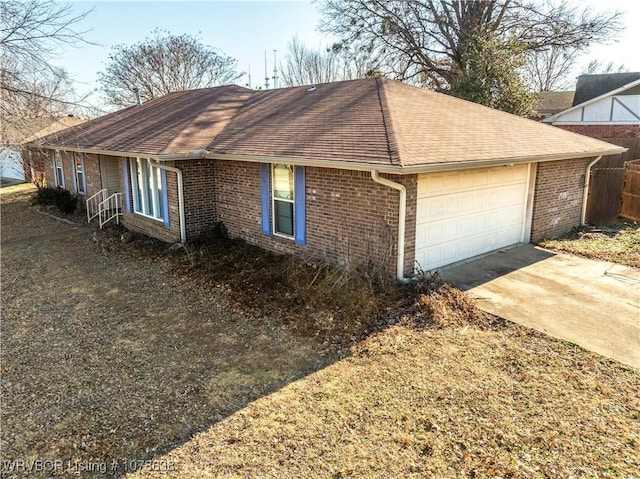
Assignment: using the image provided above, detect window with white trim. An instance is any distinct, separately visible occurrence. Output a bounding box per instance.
[53,151,64,187]
[129,158,164,220]
[272,164,295,237]
[73,153,86,195]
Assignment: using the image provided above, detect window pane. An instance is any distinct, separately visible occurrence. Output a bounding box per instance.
[77,172,85,194]
[156,167,163,219]
[273,164,293,200]
[75,156,85,193]
[144,163,154,216]
[274,200,294,236]
[132,159,143,212]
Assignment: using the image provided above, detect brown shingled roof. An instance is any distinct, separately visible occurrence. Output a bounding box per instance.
[210,80,396,165]
[378,79,619,165]
[37,78,625,168]
[37,85,252,155]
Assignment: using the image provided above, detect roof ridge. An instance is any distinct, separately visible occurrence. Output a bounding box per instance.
[375,77,402,166]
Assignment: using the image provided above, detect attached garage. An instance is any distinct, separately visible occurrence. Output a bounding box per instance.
[415,164,534,271]
[31,77,626,281]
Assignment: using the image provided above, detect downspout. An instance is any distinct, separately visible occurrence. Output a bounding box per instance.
[581,155,602,226]
[371,170,410,283]
[148,159,186,244]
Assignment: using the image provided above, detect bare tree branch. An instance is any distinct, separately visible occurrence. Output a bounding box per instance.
[98,30,242,107]
[318,0,623,91]
[1,0,93,144]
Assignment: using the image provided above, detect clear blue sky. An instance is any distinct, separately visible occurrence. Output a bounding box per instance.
[55,0,640,108]
[58,0,327,103]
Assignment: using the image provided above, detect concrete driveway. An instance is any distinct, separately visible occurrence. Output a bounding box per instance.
[443,244,640,369]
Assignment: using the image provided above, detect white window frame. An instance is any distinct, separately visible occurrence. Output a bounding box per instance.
[271,163,295,239]
[72,153,86,195]
[53,151,64,188]
[129,157,164,221]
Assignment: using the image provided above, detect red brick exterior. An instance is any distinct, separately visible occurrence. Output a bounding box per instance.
[22,147,49,184]
[28,146,591,276]
[83,153,103,197]
[556,124,640,138]
[530,158,590,241]
[213,161,416,275]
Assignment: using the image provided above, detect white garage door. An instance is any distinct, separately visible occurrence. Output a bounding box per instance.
[415,164,530,271]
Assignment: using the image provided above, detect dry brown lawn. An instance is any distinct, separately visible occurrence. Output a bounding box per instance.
[538,220,640,269]
[2,184,639,478]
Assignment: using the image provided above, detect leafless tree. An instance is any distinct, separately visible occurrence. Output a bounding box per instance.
[584,59,627,75]
[279,36,381,87]
[1,0,92,142]
[99,30,242,107]
[524,47,579,92]
[318,0,623,91]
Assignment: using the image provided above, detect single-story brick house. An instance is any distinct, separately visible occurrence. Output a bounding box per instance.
[27,78,625,280]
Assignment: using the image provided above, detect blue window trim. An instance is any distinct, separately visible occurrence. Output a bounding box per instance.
[262,163,306,243]
[294,166,306,245]
[161,169,169,227]
[122,157,131,213]
[260,163,271,236]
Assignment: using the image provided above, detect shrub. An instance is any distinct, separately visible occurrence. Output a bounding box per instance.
[34,186,78,214]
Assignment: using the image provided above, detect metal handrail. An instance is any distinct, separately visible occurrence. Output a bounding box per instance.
[86,189,108,223]
[98,192,123,228]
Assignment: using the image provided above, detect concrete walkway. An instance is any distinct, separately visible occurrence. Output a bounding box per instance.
[443,244,640,369]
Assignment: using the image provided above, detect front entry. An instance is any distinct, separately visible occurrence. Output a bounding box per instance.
[100,155,121,195]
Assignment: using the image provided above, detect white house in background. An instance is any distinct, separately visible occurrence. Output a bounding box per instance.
[0,116,85,182]
[545,73,640,127]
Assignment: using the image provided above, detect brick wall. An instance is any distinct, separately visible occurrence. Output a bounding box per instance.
[83,153,102,197]
[557,124,640,138]
[173,159,217,239]
[530,158,590,241]
[213,160,416,276]
[23,147,50,184]
[25,147,102,199]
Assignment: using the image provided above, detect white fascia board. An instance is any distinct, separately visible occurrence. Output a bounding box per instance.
[32,146,628,176]
[551,121,640,125]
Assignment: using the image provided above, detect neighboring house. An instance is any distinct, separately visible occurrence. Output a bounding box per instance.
[532,91,575,120]
[545,73,640,161]
[545,73,640,225]
[0,116,85,182]
[27,78,624,279]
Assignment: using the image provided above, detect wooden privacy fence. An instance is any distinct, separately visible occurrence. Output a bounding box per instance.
[586,167,625,226]
[620,160,640,222]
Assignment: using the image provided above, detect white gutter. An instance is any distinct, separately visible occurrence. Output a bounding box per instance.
[148,159,186,244]
[581,155,602,226]
[32,146,627,176]
[370,170,410,283]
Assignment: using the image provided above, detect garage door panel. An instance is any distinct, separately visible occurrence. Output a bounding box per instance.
[415,165,529,271]
[419,165,528,199]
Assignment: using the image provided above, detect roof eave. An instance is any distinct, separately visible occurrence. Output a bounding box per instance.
[29,146,626,174]
[177,149,627,174]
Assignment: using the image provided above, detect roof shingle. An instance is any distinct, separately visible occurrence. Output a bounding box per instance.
[572,72,640,106]
[37,85,252,154]
[37,78,625,167]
